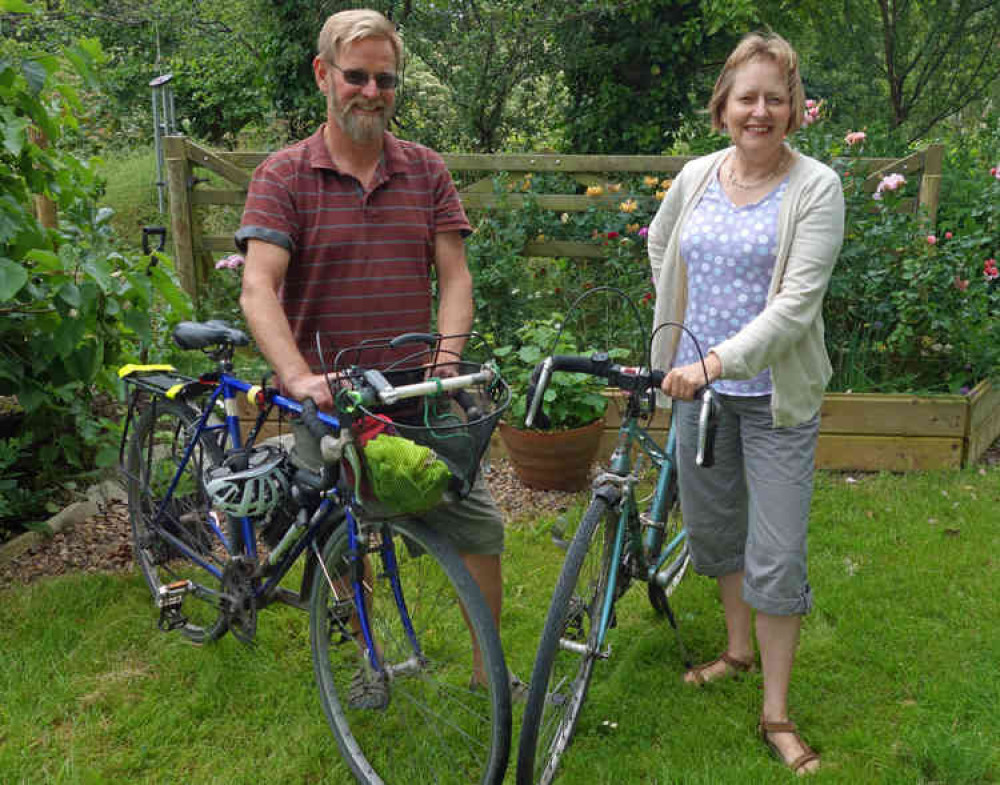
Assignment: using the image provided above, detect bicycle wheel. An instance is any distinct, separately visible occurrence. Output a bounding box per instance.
[647,471,690,615]
[125,397,231,644]
[310,517,511,785]
[517,495,617,785]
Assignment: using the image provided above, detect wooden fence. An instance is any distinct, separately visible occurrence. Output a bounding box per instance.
[163,135,943,300]
[166,136,994,471]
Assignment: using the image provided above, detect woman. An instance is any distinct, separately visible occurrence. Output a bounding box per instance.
[648,32,844,775]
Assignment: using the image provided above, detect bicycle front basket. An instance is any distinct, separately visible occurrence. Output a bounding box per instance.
[337,346,511,510]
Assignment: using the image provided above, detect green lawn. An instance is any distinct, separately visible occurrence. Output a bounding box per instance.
[2,465,998,784]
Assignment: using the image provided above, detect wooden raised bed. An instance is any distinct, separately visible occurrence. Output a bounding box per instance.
[243,381,999,473]
[596,380,999,471]
[818,380,1000,471]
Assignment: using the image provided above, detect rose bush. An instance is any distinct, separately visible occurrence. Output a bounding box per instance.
[466,114,997,396]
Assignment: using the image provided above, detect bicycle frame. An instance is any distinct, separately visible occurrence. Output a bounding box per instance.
[591,405,683,648]
[123,368,423,673]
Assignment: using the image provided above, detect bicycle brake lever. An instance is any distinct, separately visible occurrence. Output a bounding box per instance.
[695,388,717,468]
[525,357,553,429]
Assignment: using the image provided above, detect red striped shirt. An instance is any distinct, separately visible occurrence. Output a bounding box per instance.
[237,126,471,371]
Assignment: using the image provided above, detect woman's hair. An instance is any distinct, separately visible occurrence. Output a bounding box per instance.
[707,32,805,135]
[317,9,403,68]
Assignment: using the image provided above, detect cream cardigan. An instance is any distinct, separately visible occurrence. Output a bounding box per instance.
[648,146,845,427]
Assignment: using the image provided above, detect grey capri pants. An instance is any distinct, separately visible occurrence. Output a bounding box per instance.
[674,394,819,615]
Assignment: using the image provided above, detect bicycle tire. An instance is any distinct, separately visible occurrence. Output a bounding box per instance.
[647,473,690,615]
[310,517,511,785]
[125,397,231,644]
[517,495,616,785]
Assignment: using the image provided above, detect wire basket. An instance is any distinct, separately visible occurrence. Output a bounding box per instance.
[330,335,511,514]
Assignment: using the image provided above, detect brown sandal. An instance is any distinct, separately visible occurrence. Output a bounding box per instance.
[758,717,820,775]
[683,651,756,686]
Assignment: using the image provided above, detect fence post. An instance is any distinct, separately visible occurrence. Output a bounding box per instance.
[918,143,944,228]
[164,135,198,301]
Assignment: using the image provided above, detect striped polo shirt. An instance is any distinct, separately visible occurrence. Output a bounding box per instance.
[236,126,472,371]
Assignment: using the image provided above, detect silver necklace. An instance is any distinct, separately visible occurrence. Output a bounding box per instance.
[725,149,791,191]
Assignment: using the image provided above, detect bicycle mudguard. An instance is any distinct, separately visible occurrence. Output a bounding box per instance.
[118,365,215,400]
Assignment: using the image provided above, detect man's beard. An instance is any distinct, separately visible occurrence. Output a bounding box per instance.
[330,90,393,143]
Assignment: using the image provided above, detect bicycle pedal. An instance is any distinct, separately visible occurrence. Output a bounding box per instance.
[156,581,190,632]
[156,580,191,608]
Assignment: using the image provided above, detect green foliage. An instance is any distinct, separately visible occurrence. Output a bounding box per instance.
[495,315,627,430]
[0,28,193,529]
[821,121,999,393]
[466,172,661,354]
[0,434,47,538]
[759,0,1000,143]
[552,0,756,154]
[4,0,271,148]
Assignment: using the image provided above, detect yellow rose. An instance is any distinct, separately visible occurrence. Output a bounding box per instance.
[607,183,623,193]
[643,176,660,187]
[619,199,638,213]
[655,190,666,201]
[586,185,604,197]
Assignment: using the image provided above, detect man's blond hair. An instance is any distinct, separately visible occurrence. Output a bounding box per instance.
[317,9,402,68]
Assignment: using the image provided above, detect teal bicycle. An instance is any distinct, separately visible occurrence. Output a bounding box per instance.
[516,327,717,785]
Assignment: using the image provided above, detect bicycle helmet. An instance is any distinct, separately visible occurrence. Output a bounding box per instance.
[362,434,451,515]
[204,445,289,519]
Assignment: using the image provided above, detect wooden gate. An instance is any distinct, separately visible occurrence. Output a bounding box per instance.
[163,136,942,300]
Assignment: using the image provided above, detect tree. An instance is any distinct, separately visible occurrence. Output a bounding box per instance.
[1,7,191,505]
[762,0,1000,143]
[4,0,270,146]
[551,0,757,154]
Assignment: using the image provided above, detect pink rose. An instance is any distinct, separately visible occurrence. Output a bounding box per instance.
[926,235,938,245]
[844,131,867,146]
[944,231,953,240]
[215,254,245,270]
[874,173,906,200]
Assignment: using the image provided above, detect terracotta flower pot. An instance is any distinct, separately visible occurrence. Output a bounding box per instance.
[498,419,604,491]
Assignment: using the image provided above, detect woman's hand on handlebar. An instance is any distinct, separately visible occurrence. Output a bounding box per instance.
[661,353,722,400]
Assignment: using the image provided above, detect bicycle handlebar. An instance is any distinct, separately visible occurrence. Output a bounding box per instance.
[524,353,716,468]
[355,367,496,407]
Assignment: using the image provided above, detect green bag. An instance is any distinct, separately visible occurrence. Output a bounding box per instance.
[363,433,451,515]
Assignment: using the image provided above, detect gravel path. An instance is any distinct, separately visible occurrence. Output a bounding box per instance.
[3,439,997,590]
[0,459,584,588]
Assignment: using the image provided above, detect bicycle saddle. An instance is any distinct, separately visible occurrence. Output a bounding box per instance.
[172,320,250,350]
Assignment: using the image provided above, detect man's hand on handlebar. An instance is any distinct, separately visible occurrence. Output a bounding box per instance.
[284,371,338,411]
[661,353,722,401]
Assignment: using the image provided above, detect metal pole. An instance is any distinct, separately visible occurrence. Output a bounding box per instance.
[150,73,174,215]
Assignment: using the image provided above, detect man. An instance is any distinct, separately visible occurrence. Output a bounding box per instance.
[236,8,512,693]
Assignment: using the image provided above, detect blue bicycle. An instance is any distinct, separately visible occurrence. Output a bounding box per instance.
[120,320,512,784]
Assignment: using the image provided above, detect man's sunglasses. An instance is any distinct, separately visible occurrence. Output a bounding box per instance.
[330,63,398,90]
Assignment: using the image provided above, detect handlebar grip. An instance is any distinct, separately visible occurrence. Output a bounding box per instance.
[300,398,332,439]
[453,389,483,421]
[695,388,717,468]
[389,333,436,348]
[524,360,553,429]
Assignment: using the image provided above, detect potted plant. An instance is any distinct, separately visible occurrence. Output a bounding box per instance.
[494,316,625,491]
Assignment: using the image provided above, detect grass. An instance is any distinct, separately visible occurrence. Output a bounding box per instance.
[2,465,998,783]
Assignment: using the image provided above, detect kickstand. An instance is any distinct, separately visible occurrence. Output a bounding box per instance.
[659,596,693,670]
